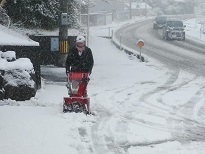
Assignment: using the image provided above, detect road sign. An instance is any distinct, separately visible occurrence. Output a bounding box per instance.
[137,39,144,47]
[136,39,144,62]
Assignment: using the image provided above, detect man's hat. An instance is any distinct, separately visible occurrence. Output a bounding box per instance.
[76,36,85,43]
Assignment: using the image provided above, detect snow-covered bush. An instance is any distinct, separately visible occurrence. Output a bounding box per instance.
[3,69,36,101]
[4,69,35,88]
[0,56,33,72]
[0,51,36,101]
[0,51,3,59]
[1,50,16,62]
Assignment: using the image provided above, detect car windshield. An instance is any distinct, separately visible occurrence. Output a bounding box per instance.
[167,21,183,27]
[155,17,167,22]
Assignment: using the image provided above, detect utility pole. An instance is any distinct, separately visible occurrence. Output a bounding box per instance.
[87,0,90,47]
[57,0,68,67]
[145,0,147,18]
[129,0,132,19]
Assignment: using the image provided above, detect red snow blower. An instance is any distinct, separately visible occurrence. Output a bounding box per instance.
[63,72,90,114]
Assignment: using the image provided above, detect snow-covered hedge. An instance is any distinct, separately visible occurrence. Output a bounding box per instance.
[0,51,36,101]
[1,50,16,61]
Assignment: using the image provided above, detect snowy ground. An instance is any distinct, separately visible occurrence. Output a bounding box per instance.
[1,17,205,154]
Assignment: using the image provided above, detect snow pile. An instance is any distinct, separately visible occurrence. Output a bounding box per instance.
[1,50,16,62]
[0,54,33,72]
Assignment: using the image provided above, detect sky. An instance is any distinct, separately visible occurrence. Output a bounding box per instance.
[1,16,205,154]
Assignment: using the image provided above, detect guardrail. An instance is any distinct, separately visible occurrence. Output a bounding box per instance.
[111,31,146,62]
[111,19,149,62]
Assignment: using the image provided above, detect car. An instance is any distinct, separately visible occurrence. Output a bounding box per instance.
[162,18,186,41]
[153,16,167,29]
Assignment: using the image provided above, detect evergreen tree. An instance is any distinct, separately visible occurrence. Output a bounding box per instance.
[5,0,60,29]
[67,0,80,29]
[3,0,83,29]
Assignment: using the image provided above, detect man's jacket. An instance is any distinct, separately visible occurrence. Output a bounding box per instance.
[65,46,94,74]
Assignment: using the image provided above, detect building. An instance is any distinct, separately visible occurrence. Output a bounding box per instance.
[124,2,152,16]
[90,0,125,13]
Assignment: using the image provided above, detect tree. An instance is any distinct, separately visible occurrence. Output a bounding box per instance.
[4,0,84,29]
[5,0,60,29]
[67,0,80,29]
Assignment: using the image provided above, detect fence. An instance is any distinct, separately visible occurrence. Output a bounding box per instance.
[79,11,131,27]
[80,12,112,26]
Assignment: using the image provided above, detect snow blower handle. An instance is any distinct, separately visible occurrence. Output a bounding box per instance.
[66,72,70,83]
[68,72,89,80]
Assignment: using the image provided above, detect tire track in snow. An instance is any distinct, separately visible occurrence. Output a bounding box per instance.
[167,88,205,142]
[137,69,205,142]
[90,73,175,153]
[91,110,127,154]
[90,69,205,152]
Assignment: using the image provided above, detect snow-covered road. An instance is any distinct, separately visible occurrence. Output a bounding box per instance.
[1,17,205,154]
[114,18,205,77]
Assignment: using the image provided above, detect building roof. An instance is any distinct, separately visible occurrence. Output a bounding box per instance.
[0,25,39,46]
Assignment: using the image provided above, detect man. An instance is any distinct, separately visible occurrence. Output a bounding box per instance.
[65,36,94,114]
[65,36,94,74]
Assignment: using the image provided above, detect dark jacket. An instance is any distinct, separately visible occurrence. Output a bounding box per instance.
[65,46,94,74]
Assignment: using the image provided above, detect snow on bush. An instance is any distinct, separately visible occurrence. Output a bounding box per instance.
[4,70,35,87]
[1,50,16,61]
[0,57,34,72]
[0,51,35,88]
[0,51,2,59]
[0,51,36,101]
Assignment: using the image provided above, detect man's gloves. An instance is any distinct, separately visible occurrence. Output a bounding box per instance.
[66,70,69,75]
